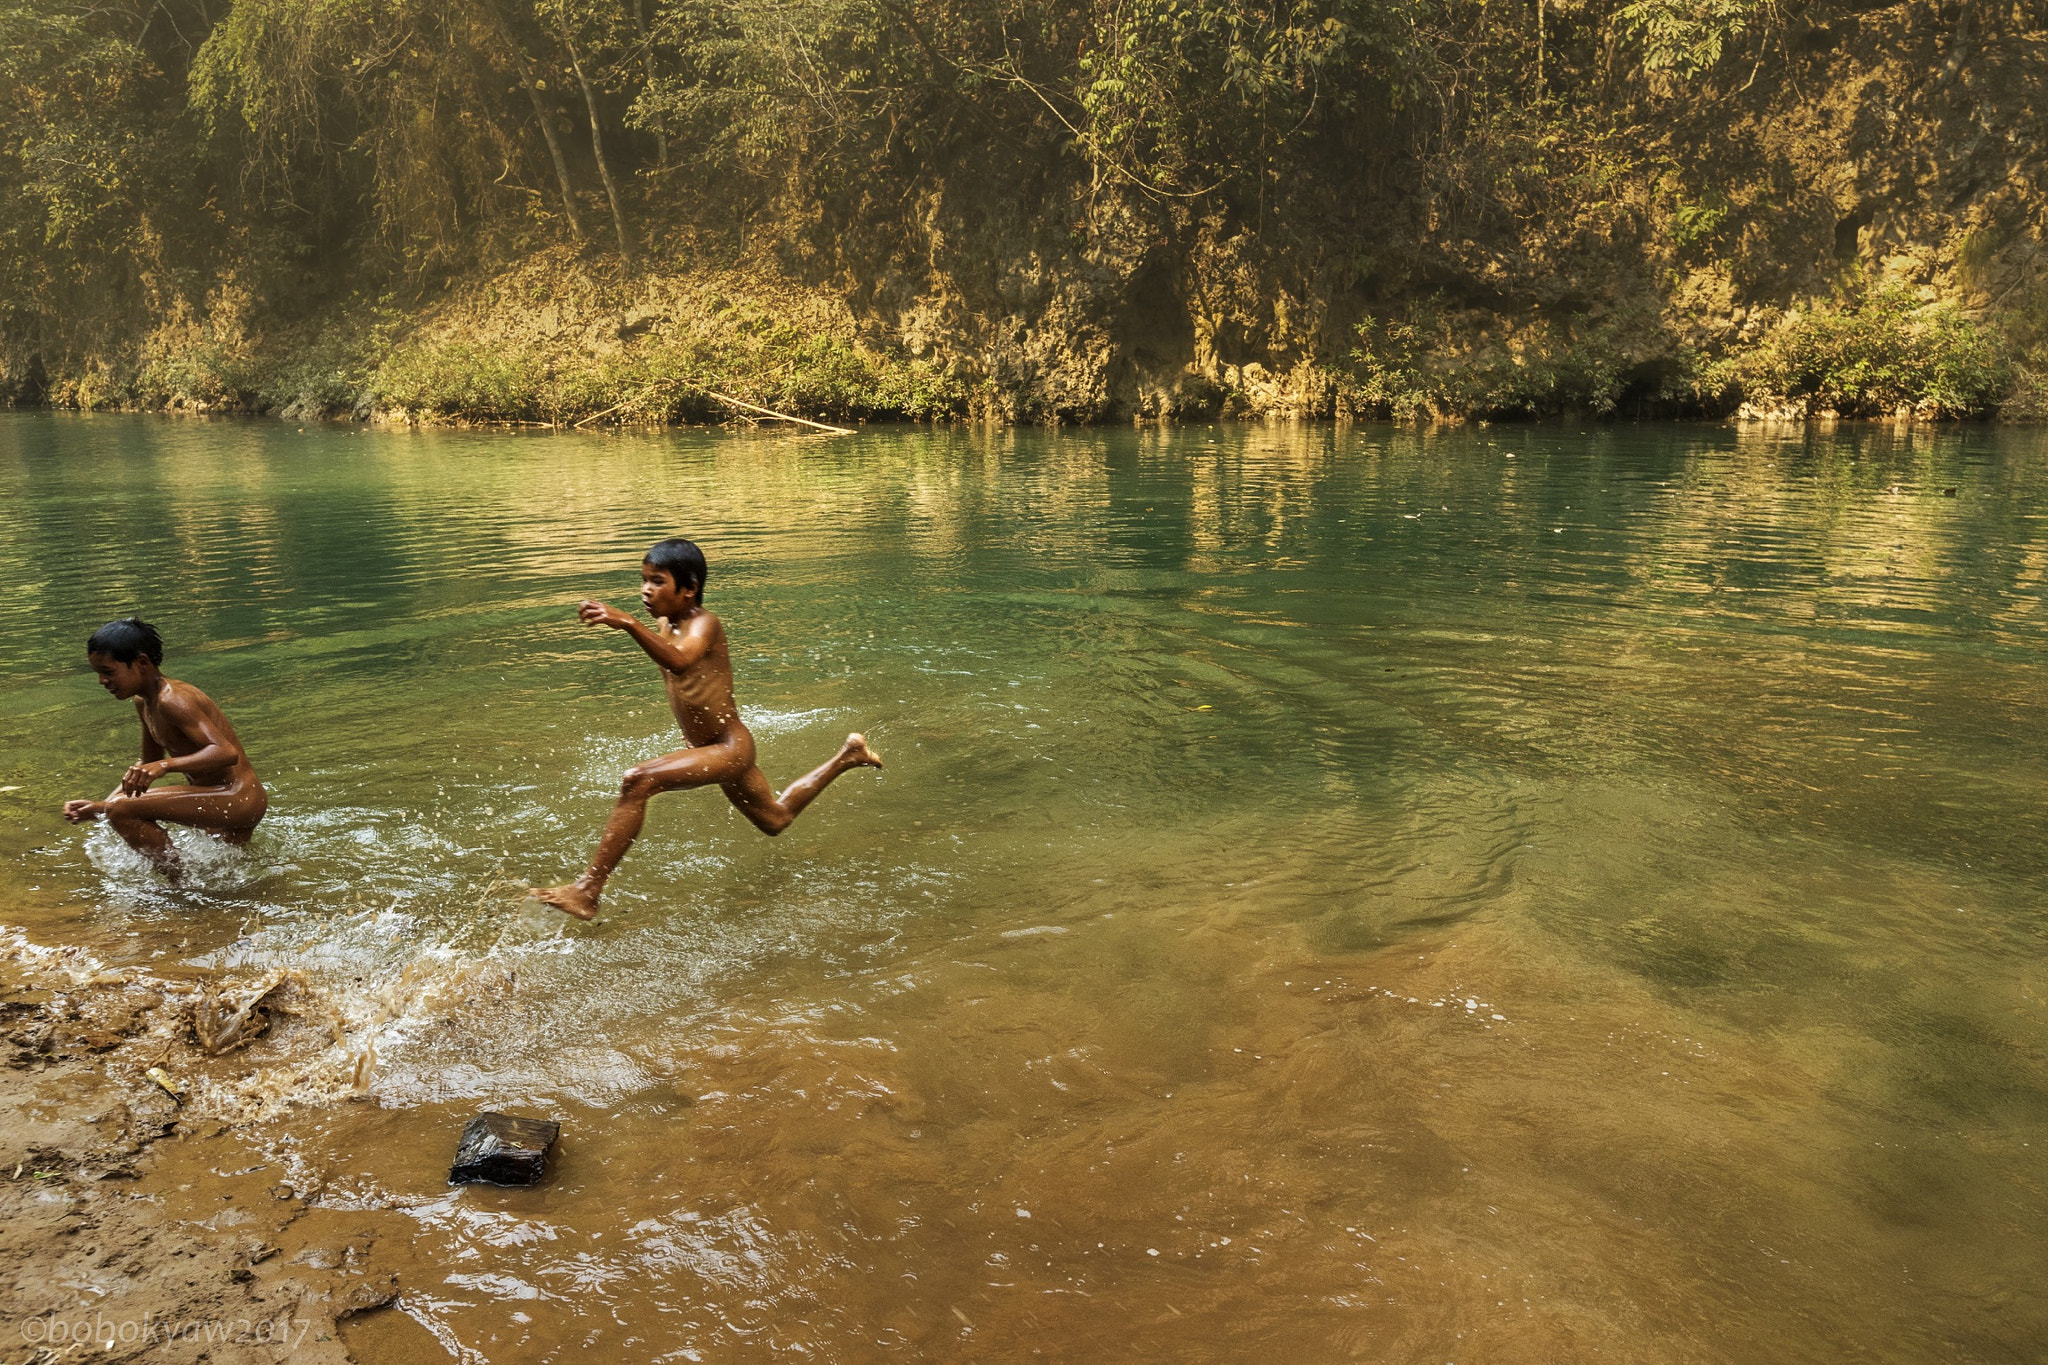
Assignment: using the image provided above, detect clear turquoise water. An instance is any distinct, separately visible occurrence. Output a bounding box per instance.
[1,413,2044,1361]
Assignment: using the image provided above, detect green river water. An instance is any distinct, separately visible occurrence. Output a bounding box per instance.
[1,412,2044,1362]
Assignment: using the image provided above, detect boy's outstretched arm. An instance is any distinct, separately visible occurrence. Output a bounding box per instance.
[578,599,713,673]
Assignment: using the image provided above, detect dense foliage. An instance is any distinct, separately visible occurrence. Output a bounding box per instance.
[0,0,2039,419]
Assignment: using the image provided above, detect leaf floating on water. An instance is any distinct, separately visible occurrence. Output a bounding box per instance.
[0,785,22,793]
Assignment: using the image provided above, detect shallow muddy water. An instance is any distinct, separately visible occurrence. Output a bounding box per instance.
[2,413,2045,1362]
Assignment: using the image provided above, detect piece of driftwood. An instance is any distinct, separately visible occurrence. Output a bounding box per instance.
[572,388,849,433]
[192,972,291,1056]
[704,390,854,435]
[572,396,636,428]
[448,1112,561,1186]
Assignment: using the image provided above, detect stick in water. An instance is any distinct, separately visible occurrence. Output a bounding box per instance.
[705,390,853,435]
[572,399,629,429]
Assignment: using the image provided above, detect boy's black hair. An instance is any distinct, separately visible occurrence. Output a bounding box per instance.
[87,617,164,666]
[645,538,707,597]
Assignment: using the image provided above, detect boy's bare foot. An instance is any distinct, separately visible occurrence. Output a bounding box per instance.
[843,733,884,769]
[529,883,600,921]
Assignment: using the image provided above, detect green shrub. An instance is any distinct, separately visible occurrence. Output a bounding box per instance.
[1346,313,1435,419]
[1738,288,2010,417]
[2001,355,2048,422]
[374,342,555,421]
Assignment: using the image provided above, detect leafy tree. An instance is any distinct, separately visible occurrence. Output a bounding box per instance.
[1616,0,1774,79]
[0,0,209,393]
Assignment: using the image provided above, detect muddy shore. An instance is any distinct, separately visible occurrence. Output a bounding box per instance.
[0,938,441,1363]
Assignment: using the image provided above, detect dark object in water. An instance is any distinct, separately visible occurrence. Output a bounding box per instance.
[1942,487,1958,497]
[448,1112,560,1186]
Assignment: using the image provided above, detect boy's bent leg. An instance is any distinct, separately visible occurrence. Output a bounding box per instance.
[722,733,882,836]
[106,807,177,869]
[531,744,745,921]
[101,782,265,834]
[91,783,265,874]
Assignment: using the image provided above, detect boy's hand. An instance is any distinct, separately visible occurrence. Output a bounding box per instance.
[120,760,167,795]
[578,598,634,630]
[62,799,102,823]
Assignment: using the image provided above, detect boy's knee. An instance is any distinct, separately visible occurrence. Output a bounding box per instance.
[106,811,163,852]
[620,768,661,801]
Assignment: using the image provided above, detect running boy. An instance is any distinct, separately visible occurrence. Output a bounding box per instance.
[62,618,268,876]
[530,538,881,921]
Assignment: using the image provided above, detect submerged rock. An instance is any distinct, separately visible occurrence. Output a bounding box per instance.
[448,1112,560,1186]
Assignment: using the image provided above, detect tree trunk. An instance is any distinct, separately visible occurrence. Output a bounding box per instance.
[1944,0,1975,79]
[631,0,667,169]
[558,10,633,266]
[484,1,585,240]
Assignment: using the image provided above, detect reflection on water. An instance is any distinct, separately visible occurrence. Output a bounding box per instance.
[2,414,2045,1361]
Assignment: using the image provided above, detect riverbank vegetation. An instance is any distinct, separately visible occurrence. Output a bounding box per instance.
[1,0,2042,423]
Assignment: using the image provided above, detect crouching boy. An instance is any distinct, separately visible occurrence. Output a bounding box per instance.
[62,618,266,877]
